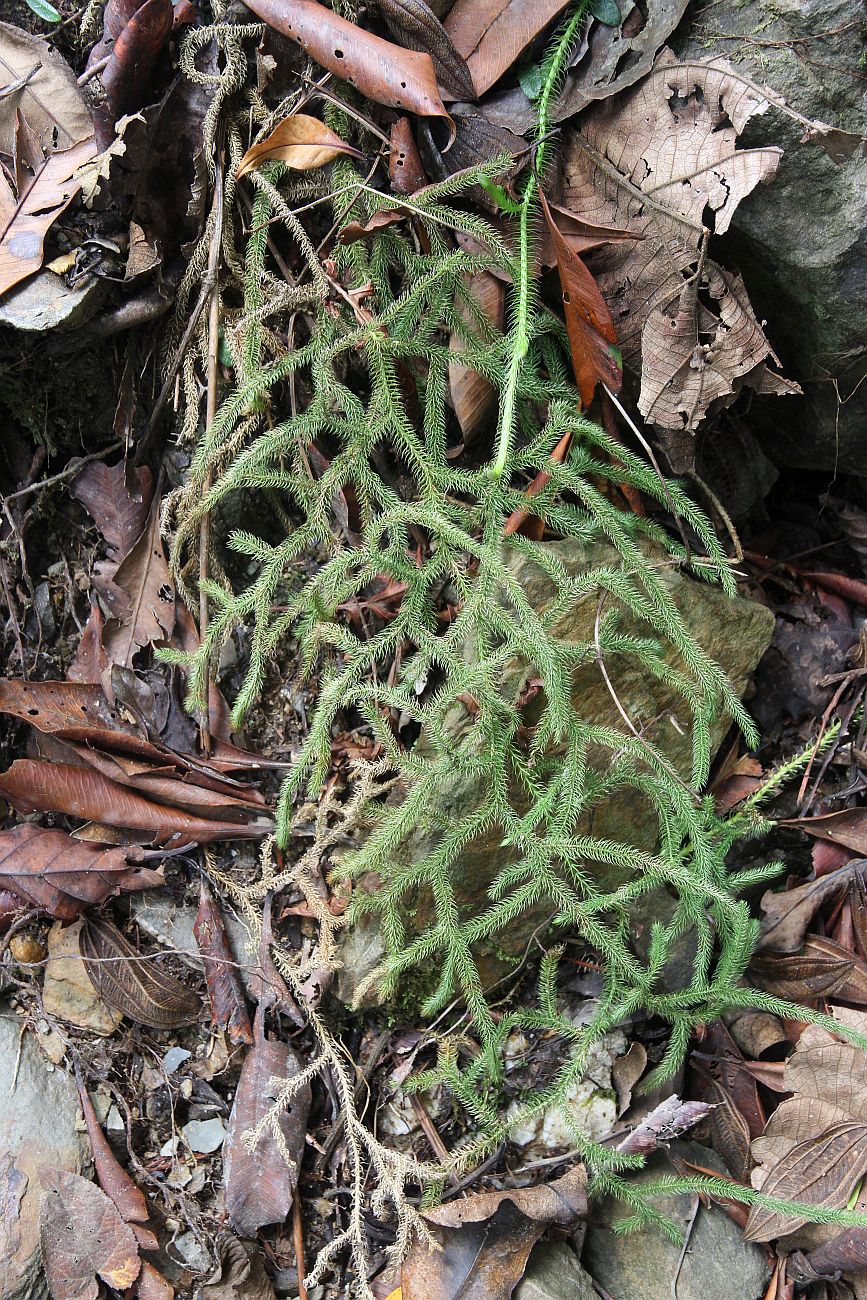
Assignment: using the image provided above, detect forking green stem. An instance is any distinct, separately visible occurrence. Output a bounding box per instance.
[490,1,592,480]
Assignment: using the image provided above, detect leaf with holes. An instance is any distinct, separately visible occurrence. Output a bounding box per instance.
[243,0,453,135]
[237,114,362,179]
[80,915,201,1028]
[223,1026,311,1236]
[40,1171,141,1300]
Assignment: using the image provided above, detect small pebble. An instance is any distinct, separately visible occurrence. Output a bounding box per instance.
[182,1117,226,1154]
[162,1046,191,1074]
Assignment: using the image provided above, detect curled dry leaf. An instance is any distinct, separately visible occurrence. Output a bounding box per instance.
[448,270,504,444]
[402,1167,587,1300]
[0,824,159,921]
[557,0,690,112]
[80,915,200,1028]
[194,879,254,1046]
[0,137,96,298]
[562,49,798,437]
[615,1095,713,1156]
[444,0,571,98]
[782,809,867,859]
[236,114,362,180]
[756,860,867,954]
[750,934,867,1005]
[243,0,454,137]
[539,187,621,408]
[374,0,475,101]
[223,1025,311,1236]
[389,116,427,194]
[40,1171,141,1300]
[0,757,273,845]
[745,1008,867,1243]
[76,1077,152,1231]
[201,1235,277,1300]
[86,0,174,148]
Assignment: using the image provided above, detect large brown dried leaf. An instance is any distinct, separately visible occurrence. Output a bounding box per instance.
[0,22,94,155]
[782,810,867,859]
[374,0,475,101]
[243,0,453,133]
[80,915,201,1029]
[86,0,174,148]
[448,271,504,444]
[0,758,272,844]
[401,1165,587,1299]
[558,0,690,111]
[76,1077,153,1233]
[40,1171,141,1300]
[749,936,867,1004]
[72,462,154,564]
[444,0,571,97]
[756,862,866,955]
[99,499,176,666]
[745,1010,867,1242]
[562,49,797,433]
[0,824,158,921]
[223,1030,311,1236]
[0,137,96,298]
[236,114,362,179]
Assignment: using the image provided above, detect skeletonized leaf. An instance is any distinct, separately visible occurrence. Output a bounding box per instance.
[373,0,475,101]
[237,114,362,179]
[80,915,201,1029]
[444,0,571,97]
[0,824,159,920]
[243,0,454,136]
[223,1029,311,1236]
[40,1171,141,1300]
[0,137,96,297]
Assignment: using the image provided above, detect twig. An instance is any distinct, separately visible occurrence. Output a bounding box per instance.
[2,442,122,504]
[672,1194,701,1298]
[292,1188,309,1300]
[198,140,226,755]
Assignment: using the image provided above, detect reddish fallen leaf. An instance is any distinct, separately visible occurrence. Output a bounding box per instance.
[72,462,154,563]
[0,825,160,921]
[444,0,571,97]
[401,1165,587,1299]
[539,189,621,408]
[0,758,273,845]
[376,0,476,101]
[76,1075,155,1244]
[503,428,573,540]
[194,879,254,1046]
[338,209,408,246]
[244,0,454,136]
[99,498,176,667]
[80,915,201,1028]
[132,1262,175,1300]
[40,1171,141,1300]
[67,604,112,689]
[782,808,867,858]
[798,569,867,608]
[86,0,174,148]
[390,116,427,195]
[0,137,96,298]
[223,1018,311,1236]
[237,114,362,179]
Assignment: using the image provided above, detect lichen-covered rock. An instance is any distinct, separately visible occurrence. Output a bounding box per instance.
[674,0,867,474]
[336,538,774,1005]
[0,1017,85,1300]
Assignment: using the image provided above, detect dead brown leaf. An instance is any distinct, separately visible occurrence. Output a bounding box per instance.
[200,1236,277,1300]
[444,0,571,98]
[99,498,176,666]
[756,861,867,954]
[244,0,454,135]
[79,915,200,1028]
[401,1165,587,1299]
[0,136,96,298]
[72,461,154,564]
[745,1009,867,1242]
[616,1095,713,1156]
[223,1021,311,1236]
[43,919,124,1035]
[782,809,867,859]
[194,879,254,1046]
[448,271,504,444]
[0,22,94,156]
[0,825,159,920]
[40,1171,141,1300]
[749,936,867,1004]
[236,114,362,180]
[562,49,799,437]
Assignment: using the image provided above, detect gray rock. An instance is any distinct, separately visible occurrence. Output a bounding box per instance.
[583,1142,770,1300]
[674,0,867,474]
[0,1014,85,1300]
[0,272,104,333]
[337,538,774,1005]
[515,1242,596,1300]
